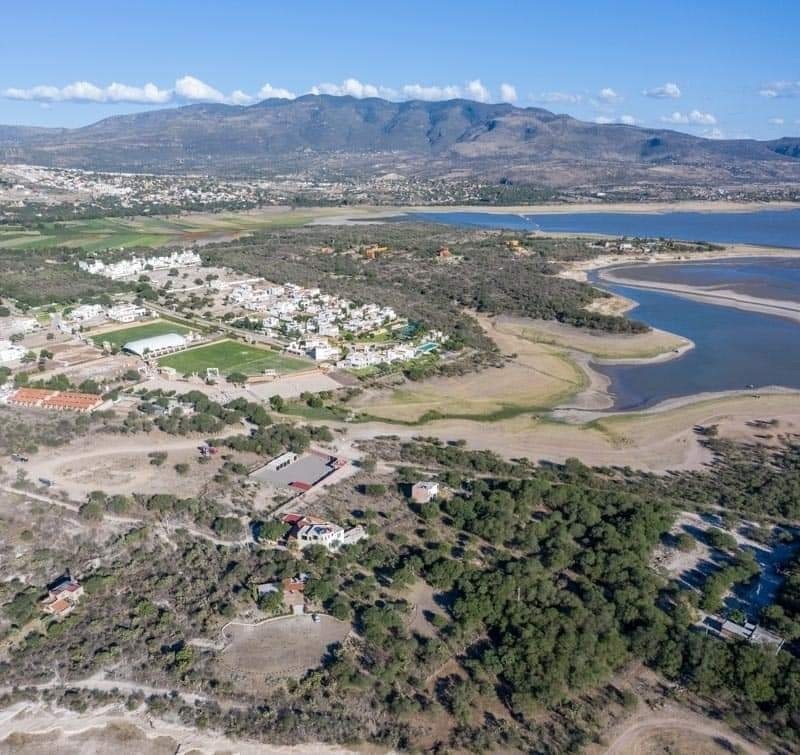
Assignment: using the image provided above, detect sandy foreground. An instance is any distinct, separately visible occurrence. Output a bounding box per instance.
[0,699,379,755]
[347,391,800,473]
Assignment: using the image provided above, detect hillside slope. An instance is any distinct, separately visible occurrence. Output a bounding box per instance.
[1,94,798,186]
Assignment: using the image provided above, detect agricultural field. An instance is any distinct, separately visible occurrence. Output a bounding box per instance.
[157,339,310,376]
[90,319,191,349]
[0,208,324,252]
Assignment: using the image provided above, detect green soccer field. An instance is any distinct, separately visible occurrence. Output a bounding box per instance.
[90,319,191,349]
[157,339,310,376]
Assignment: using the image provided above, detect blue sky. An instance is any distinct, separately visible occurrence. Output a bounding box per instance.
[1,1,798,139]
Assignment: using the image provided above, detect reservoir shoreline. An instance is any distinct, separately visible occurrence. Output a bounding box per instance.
[598,266,800,323]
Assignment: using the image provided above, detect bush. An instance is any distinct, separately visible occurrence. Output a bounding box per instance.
[361,483,386,496]
[79,501,104,521]
[254,519,291,541]
[211,516,244,538]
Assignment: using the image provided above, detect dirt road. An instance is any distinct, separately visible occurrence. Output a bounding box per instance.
[602,711,768,755]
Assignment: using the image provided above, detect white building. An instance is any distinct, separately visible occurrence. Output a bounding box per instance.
[67,304,105,323]
[122,332,188,358]
[79,250,201,280]
[107,303,149,323]
[265,452,298,471]
[0,341,27,364]
[297,522,345,550]
[309,344,340,362]
[411,481,440,503]
[4,317,38,336]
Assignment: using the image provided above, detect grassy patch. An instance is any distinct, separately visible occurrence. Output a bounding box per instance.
[0,210,324,251]
[90,319,191,349]
[278,402,352,421]
[158,339,309,376]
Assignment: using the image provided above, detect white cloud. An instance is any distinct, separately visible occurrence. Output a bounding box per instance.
[595,114,639,125]
[257,83,296,100]
[660,109,717,125]
[106,82,172,104]
[311,78,384,98]
[643,82,681,99]
[759,81,800,98]
[661,111,688,124]
[174,75,228,103]
[400,83,461,100]
[465,79,491,103]
[170,76,269,105]
[598,87,622,103]
[688,110,717,125]
[768,117,785,125]
[499,83,517,103]
[3,80,171,104]
[532,91,583,105]
[4,75,514,108]
[309,77,499,103]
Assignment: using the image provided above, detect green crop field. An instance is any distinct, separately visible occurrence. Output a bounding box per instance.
[0,208,328,252]
[90,319,191,349]
[158,339,310,376]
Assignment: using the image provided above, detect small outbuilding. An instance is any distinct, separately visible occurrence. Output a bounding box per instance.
[411,481,440,504]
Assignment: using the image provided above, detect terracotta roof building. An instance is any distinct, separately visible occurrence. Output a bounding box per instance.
[9,387,103,413]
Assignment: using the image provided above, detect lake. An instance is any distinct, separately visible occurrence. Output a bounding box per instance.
[592,273,800,410]
[607,256,800,304]
[407,209,800,410]
[411,208,800,249]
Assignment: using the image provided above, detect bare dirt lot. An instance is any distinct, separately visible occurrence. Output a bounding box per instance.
[217,614,351,694]
[585,665,770,755]
[401,580,447,639]
[20,430,245,500]
[600,711,768,755]
[347,391,800,473]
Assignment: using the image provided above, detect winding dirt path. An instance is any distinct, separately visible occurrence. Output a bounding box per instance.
[602,711,768,755]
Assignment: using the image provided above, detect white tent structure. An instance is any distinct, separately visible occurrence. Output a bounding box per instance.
[122,333,187,358]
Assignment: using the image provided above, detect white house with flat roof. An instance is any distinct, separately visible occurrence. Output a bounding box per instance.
[297,522,345,549]
[108,303,149,323]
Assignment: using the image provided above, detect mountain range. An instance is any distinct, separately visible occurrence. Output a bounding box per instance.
[1,94,799,187]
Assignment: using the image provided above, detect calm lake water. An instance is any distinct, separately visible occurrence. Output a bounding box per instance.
[407,210,800,410]
[411,208,800,248]
[592,274,800,410]
[609,256,800,304]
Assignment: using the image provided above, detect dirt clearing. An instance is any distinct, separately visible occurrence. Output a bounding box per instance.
[217,614,350,694]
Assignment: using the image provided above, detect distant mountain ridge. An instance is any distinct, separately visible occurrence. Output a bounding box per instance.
[1,94,798,186]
